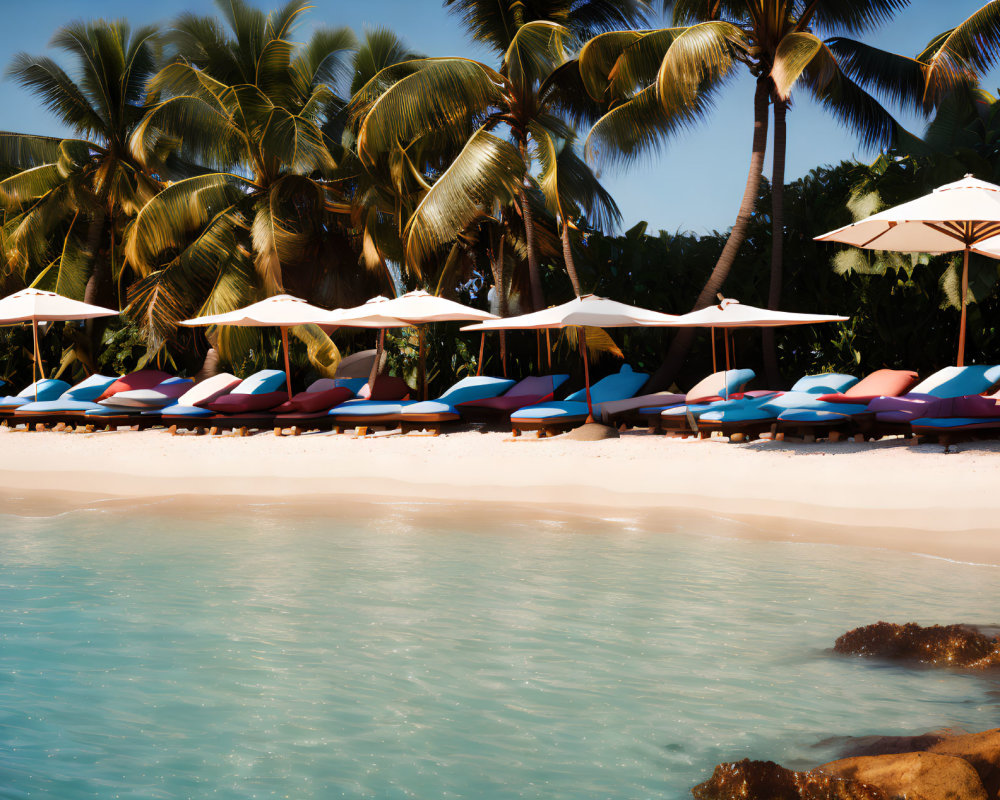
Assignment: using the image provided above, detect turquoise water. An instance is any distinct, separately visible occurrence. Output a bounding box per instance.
[1,499,998,799]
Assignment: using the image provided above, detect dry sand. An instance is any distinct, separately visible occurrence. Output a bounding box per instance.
[1,425,999,563]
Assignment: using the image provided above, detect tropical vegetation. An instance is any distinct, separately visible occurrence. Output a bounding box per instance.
[3,0,1000,397]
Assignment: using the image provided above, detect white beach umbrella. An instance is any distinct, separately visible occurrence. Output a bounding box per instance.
[323,297,412,389]
[815,174,1000,365]
[462,294,678,419]
[0,289,119,395]
[180,294,334,398]
[329,291,499,399]
[660,297,849,372]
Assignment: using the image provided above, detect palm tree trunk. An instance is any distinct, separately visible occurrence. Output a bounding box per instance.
[518,137,544,311]
[646,76,771,390]
[762,96,787,388]
[560,213,582,296]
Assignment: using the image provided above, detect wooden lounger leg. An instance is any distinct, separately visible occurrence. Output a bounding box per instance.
[209,426,219,436]
[169,425,178,436]
[511,427,520,437]
[828,430,843,443]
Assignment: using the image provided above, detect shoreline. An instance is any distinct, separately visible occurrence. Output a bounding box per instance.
[3,427,1000,564]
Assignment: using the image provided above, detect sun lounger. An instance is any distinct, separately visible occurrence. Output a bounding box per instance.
[433,374,572,425]
[510,365,649,436]
[82,377,195,429]
[692,373,859,439]
[272,376,413,434]
[333,376,513,434]
[0,379,71,421]
[604,369,754,430]
[397,376,535,434]
[268,377,382,434]
[767,369,920,440]
[158,370,286,433]
[910,391,1000,444]
[636,369,758,433]
[863,365,1000,437]
[10,374,123,429]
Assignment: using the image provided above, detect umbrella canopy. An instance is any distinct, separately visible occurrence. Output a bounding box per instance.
[0,288,118,323]
[180,294,332,328]
[461,294,677,331]
[815,174,1000,365]
[462,294,678,420]
[660,297,848,373]
[330,291,499,399]
[664,298,848,328]
[0,289,119,395]
[180,294,333,398]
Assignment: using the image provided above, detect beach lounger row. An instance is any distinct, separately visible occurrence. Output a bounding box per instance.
[6,362,1000,445]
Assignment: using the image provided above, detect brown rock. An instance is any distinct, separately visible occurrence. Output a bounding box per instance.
[834,622,1000,669]
[816,751,988,800]
[691,759,888,800]
[928,730,1000,799]
[818,732,954,759]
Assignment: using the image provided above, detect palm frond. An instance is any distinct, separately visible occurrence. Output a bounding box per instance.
[404,126,524,269]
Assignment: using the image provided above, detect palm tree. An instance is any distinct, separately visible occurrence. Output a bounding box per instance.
[0,19,161,369]
[124,0,361,372]
[579,0,925,387]
[921,2,1000,103]
[353,1,647,311]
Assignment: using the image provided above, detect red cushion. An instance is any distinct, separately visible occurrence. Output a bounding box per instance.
[817,393,884,404]
[291,386,353,413]
[204,391,288,414]
[97,370,173,401]
[845,369,919,398]
[367,376,412,401]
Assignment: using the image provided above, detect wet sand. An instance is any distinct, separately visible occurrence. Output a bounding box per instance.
[1,426,998,564]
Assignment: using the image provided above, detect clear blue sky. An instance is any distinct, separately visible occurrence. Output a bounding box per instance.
[0,0,993,235]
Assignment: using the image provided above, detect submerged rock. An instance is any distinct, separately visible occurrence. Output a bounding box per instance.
[690,759,888,800]
[926,729,1000,798]
[834,622,1000,669]
[816,751,988,800]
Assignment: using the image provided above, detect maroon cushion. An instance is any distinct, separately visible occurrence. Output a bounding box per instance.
[460,394,548,412]
[204,391,288,414]
[367,376,412,401]
[291,386,354,413]
[97,370,173,401]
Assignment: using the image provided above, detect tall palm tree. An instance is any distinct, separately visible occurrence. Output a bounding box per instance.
[0,19,161,369]
[124,0,360,372]
[579,0,925,387]
[354,1,647,312]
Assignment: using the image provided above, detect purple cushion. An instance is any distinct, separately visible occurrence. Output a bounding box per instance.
[204,391,288,414]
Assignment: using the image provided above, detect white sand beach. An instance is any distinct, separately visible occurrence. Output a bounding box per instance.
[2,427,998,564]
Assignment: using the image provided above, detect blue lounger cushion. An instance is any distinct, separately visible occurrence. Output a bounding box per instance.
[513,366,649,421]
[15,375,117,413]
[0,379,71,408]
[788,373,858,394]
[912,417,1000,429]
[149,405,216,418]
[511,401,590,420]
[776,408,857,424]
[399,377,516,419]
[231,369,286,395]
[330,400,414,417]
[16,399,107,414]
[912,365,1000,398]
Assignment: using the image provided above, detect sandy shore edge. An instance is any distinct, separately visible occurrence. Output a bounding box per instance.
[2,428,999,564]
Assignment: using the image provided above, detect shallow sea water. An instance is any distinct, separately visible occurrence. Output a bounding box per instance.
[0,498,998,799]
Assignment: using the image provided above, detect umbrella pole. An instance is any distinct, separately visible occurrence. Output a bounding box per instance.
[545,329,552,370]
[711,327,717,373]
[959,244,970,367]
[536,330,542,370]
[280,326,293,399]
[579,327,594,422]
[32,320,41,400]
[724,329,731,372]
[500,331,507,377]
[476,332,485,377]
[368,328,385,390]
[418,326,426,401]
